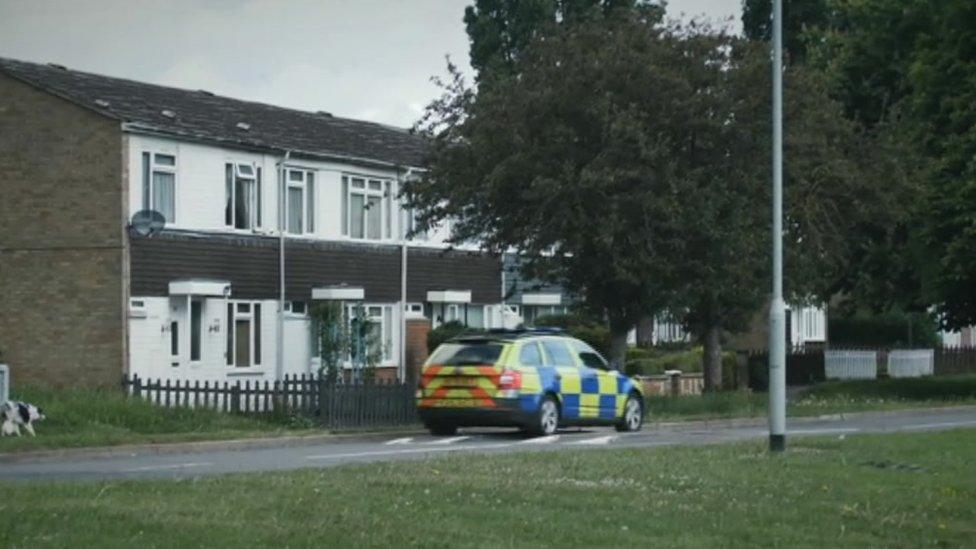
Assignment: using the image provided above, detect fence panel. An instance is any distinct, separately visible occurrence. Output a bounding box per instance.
[888,349,934,378]
[825,350,878,380]
[121,374,420,429]
[934,347,976,375]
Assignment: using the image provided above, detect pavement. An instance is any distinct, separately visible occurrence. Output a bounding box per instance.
[2,406,975,482]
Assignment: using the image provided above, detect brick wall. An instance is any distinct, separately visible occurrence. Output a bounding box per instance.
[0,74,126,388]
[404,318,431,382]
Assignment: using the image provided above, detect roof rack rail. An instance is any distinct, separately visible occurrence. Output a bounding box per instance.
[447,327,566,342]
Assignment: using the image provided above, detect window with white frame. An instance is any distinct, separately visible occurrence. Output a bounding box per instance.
[405,207,428,240]
[346,304,393,363]
[226,302,262,367]
[141,152,176,223]
[225,163,261,229]
[284,300,307,316]
[342,176,393,240]
[284,169,315,234]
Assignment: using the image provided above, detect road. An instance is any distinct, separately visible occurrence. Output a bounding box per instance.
[3,407,975,482]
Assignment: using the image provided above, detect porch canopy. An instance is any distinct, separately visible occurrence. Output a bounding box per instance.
[168,279,231,297]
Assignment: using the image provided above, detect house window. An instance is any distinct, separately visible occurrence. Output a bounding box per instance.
[405,207,428,240]
[226,302,262,367]
[284,301,307,316]
[285,169,314,234]
[346,304,393,363]
[342,176,392,240]
[190,299,203,362]
[225,163,261,229]
[142,152,176,223]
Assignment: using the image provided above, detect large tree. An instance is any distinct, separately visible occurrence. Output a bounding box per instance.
[408,13,889,385]
[464,0,663,82]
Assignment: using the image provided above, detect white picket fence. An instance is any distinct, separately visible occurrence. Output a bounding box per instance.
[825,350,878,380]
[887,349,934,378]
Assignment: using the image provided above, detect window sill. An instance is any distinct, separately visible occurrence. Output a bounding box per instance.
[227,370,267,377]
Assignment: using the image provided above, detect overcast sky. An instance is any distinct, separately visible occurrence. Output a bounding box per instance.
[0,0,741,127]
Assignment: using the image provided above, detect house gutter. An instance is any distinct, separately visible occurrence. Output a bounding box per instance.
[276,150,292,380]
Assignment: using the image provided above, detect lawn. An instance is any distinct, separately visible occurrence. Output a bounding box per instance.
[1,429,974,547]
[647,374,976,421]
[0,385,315,453]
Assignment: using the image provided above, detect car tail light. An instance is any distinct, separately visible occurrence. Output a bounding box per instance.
[498,369,522,390]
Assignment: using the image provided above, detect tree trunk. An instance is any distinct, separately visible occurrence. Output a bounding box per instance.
[635,315,655,347]
[608,329,630,371]
[702,324,723,392]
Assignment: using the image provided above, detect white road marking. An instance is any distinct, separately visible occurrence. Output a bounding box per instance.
[305,443,514,461]
[384,437,414,445]
[571,435,617,445]
[520,435,560,444]
[123,462,211,473]
[428,436,471,445]
[897,420,976,431]
[790,428,860,435]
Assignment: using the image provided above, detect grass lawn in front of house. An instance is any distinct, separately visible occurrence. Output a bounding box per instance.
[1,429,974,547]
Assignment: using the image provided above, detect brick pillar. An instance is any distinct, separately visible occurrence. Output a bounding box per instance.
[405,318,431,383]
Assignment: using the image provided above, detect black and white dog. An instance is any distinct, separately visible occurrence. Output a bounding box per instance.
[1,401,45,436]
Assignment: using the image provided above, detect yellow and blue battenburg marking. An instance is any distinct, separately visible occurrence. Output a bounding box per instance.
[417,347,642,421]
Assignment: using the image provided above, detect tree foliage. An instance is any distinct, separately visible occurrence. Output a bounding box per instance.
[464,0,664,82]
[409,13,892,386]
[772,0,976,328]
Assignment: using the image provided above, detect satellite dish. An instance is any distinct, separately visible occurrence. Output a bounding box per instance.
[130,209,166,237]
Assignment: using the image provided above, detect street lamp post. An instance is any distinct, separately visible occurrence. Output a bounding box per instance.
[769,0,787,452]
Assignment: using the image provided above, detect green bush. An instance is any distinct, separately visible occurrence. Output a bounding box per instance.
[533,314,612,357]
[625,347,739,387]
[426,321,484,353]
[829,310,940,348]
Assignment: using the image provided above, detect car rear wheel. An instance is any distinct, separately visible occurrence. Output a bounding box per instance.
[428,423,458,436]
[615,395,643,432]
[526,395,560,437]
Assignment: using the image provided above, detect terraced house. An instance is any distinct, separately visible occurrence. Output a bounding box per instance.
[0,57,517,388]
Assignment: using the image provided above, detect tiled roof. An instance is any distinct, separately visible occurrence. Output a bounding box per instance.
[0,57,427,167]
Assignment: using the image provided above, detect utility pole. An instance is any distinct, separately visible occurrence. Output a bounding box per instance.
[768,0,787,452]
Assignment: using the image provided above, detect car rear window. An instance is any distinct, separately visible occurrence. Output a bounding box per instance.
[428,342,504,366]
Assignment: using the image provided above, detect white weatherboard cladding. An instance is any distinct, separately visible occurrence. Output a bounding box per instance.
[128,297,307,382]
[128,297,405,381]
[125,133,463,247]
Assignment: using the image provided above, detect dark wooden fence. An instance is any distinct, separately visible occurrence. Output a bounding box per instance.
[122,374,418,430]
[745,346,976,389]
[934,347,976,375]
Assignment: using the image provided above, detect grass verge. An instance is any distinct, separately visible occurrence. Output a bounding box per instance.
[1,429,974,547]
[0,385,315,453]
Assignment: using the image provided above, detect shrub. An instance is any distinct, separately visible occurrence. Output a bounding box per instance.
[533,313,612,357]
[426,321,483,353]
[829,310,940,348]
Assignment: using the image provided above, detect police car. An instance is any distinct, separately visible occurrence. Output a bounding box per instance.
[416,329,644,436]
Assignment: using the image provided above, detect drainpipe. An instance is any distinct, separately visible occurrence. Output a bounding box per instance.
[276,150,292,381]
[399,167,416,382]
